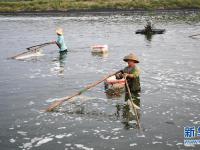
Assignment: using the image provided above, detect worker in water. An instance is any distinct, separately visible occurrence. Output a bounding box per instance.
[144,20,153,33]
[116,53,141,106]
[52,28,68,75]
[52,28,68,54]
[115,53,141,127]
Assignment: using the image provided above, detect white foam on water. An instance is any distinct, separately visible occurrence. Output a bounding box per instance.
[112,128,122,131]
[152,141,163,144]
[195,71,200,75]
[155,136,163,139]
[28,101,35,106]
[111,137,119,139]
[176,143,183,145]
[92,103,98,107]
[58,127,66,130]
[15,52,44,60]
[75,117,82,121]
[35,137,53,147]
[9,139,16,143]
[55,134,66,139]
[129,120,137,124]
[193,121,200,124]
[66,133,73,137]
[46,98,60,103]
[75,144,94,150]
[82,130,89,133]
[130,143,137,147]
[29,75,35,79]
[41,74,52,78]
[35,123,41,126]
[184,144,195,147]
[23,142,33,149]
[137,134,146,138]
[93,130,100,133]
[22,137,42,149]
[100,135,110,140]
[65,143,72,146]
[17,131,27,136]
[166,143,173,147]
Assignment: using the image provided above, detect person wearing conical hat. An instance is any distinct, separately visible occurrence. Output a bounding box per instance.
[116,53,141,105]
[51,28,68,75]
[52,28,68,53]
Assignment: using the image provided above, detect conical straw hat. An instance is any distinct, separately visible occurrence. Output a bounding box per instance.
[123,53,139,63]
[56,28,63,35]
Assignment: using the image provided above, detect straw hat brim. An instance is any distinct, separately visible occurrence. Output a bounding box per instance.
[123,59,139,63]
[56,29,63,35]
[123,54,139,63]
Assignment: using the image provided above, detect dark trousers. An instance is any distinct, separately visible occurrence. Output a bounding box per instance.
[125,90,140,107]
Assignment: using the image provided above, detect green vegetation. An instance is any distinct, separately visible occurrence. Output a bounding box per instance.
[0,0,200,12]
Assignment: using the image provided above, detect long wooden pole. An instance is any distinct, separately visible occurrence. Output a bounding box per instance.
[8,49,37,59]
[26,42,54,50]
[46,72,118,112]
[125,79,141,129]
[8,42,54,59]
[189,33,200,37]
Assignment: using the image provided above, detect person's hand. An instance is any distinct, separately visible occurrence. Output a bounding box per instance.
[123,73,128,79]
[115,72,123,79]
[51,41,56,44]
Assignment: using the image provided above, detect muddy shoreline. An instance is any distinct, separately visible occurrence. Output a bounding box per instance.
[0,8,200,16]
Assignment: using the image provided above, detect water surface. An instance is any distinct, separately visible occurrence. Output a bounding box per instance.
[0,12,200,150]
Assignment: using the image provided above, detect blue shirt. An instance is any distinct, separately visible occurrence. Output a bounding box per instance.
[56,35,67,51]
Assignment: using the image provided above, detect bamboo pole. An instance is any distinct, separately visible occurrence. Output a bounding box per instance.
[8,42,54,59]
[125,79,141,129]
[8,49,37,59]
[46,72,118,112]
[26,42,54,50]
[189,33,200,38]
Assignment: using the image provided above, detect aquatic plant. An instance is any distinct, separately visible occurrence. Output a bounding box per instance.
[0,0,200,12]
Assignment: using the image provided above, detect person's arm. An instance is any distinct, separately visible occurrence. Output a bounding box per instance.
[123,73,135,79]
[56,42,61,49]
[55,37,62,49]
[123,67,140,79]
[51,41,56,44]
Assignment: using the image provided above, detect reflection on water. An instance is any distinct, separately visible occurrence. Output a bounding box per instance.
[115,90,141,129]
[91,52,109,57]
[145,33,153,41]
[50,50,68,76]
[115,103,139,130]
[58,50,68,74]
[0,12,200,150]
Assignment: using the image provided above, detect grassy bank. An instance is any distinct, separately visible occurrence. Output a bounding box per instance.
[0,0,200,12]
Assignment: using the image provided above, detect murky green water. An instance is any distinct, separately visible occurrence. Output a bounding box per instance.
[0,11,200,150]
